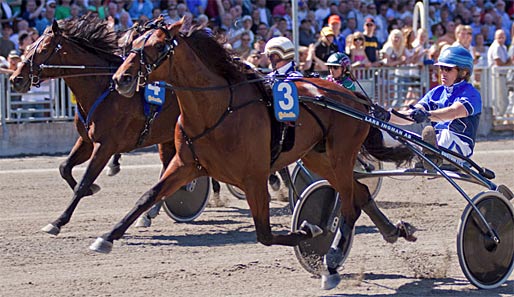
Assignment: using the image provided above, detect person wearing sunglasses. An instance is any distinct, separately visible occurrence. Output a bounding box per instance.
[388,46,481,167]
[325,52,355,91]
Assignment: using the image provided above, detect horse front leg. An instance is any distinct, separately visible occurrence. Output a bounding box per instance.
[43,143,112,235]
[135,143,176,228]
[58,137,94,192]
[90,160,197,253]
[245,176,317,247]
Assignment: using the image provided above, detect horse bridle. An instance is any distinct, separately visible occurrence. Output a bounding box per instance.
[129,27,178,90]
[24,33,63,87]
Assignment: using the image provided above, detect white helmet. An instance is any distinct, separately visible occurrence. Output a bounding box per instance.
[264,37,295,60]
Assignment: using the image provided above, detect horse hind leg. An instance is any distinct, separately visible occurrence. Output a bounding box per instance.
[135,143,175,227]
[58,137,96,193]
[106,153,122,176]
[208,179,225,207]
[356,180,417,243]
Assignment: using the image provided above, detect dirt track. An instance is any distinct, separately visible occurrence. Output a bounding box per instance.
[0,139,513,297]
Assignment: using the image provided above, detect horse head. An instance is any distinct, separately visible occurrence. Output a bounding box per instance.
[113,16,189,97]
[10,20,64,93]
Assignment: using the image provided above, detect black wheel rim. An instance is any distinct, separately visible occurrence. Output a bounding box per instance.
[460,194,514,287]
[162,176,210,222]
[293,182,342,275]
[289,165,321,211]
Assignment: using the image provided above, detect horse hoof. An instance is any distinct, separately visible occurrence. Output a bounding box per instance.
[107,165,120,176]
[90,184,101,195]
[396,220,418,242]
[41,223,60,235]
[321,272,341,290]
[300,220,323,238]
[134,215,151,228]
[89,237,113,254]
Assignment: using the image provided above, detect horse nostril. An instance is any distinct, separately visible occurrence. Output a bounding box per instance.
[121,75,132,84]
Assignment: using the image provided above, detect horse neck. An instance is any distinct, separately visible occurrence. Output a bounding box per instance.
[170,45,233,134]
[60,43,114,111]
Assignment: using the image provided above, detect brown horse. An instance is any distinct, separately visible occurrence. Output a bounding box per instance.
[9,15,220,234]
[101,17,416,287]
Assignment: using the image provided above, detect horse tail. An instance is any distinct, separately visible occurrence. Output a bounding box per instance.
[361,126,414,167]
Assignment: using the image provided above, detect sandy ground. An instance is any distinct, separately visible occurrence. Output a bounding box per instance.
[0,139,513,297]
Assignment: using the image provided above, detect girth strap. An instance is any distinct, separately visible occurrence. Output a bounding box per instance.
[178,81,263,170]
[76,88,111,131]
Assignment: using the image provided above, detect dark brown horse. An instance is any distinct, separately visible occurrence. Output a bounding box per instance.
[100,16,415,287]
[9,15,220,234]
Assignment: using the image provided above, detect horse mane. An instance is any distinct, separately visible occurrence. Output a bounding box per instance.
[57,14,123,64]
[180,25,246,82]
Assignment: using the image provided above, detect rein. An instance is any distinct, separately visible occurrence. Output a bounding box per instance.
[25,32,122,85]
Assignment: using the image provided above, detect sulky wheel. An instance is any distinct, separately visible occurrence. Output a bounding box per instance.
[497,184,514,201]
[226,184,246,200]
[288,162,322,211]
[289,155,383,211]
[291,180,354,276]
[162,176,211,222]
[457,190,514,289]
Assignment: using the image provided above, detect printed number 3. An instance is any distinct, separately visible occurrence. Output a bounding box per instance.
[278,82,293,110]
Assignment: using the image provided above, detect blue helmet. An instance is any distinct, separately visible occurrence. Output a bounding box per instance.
[435,46,474,74]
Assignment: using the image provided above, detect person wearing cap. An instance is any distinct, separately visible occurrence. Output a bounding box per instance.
[0,49,20,74]
[327,14,345,54]
[314,26,338,66]
[325,52,355,91]
[389,46,482,160]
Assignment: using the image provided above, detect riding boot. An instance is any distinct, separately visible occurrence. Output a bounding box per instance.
[421,126,442,170]
[361,199,399,243]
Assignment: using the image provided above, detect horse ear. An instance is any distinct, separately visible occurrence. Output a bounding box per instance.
[51,19,61,35]
[180,14,193,34]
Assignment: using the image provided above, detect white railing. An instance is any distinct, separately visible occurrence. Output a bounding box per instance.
[0,67,512,132]
[0,74,75,124]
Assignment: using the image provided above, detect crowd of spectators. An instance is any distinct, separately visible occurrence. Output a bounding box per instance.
[1,0,514,78]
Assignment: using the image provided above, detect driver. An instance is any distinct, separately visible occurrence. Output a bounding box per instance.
[324,52,356,91]
[263,36,302,198]
[264,36,303,78]
[389,46,481,167]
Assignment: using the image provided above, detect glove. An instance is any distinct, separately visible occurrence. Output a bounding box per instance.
[409,105,431,123]
[372,105,391,122]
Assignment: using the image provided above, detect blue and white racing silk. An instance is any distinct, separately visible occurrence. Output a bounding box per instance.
[417,80,482,157]
[267,61,303,78]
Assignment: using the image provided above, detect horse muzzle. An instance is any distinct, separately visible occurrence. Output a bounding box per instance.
[113,74,137,98]
[10,75,31,93]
